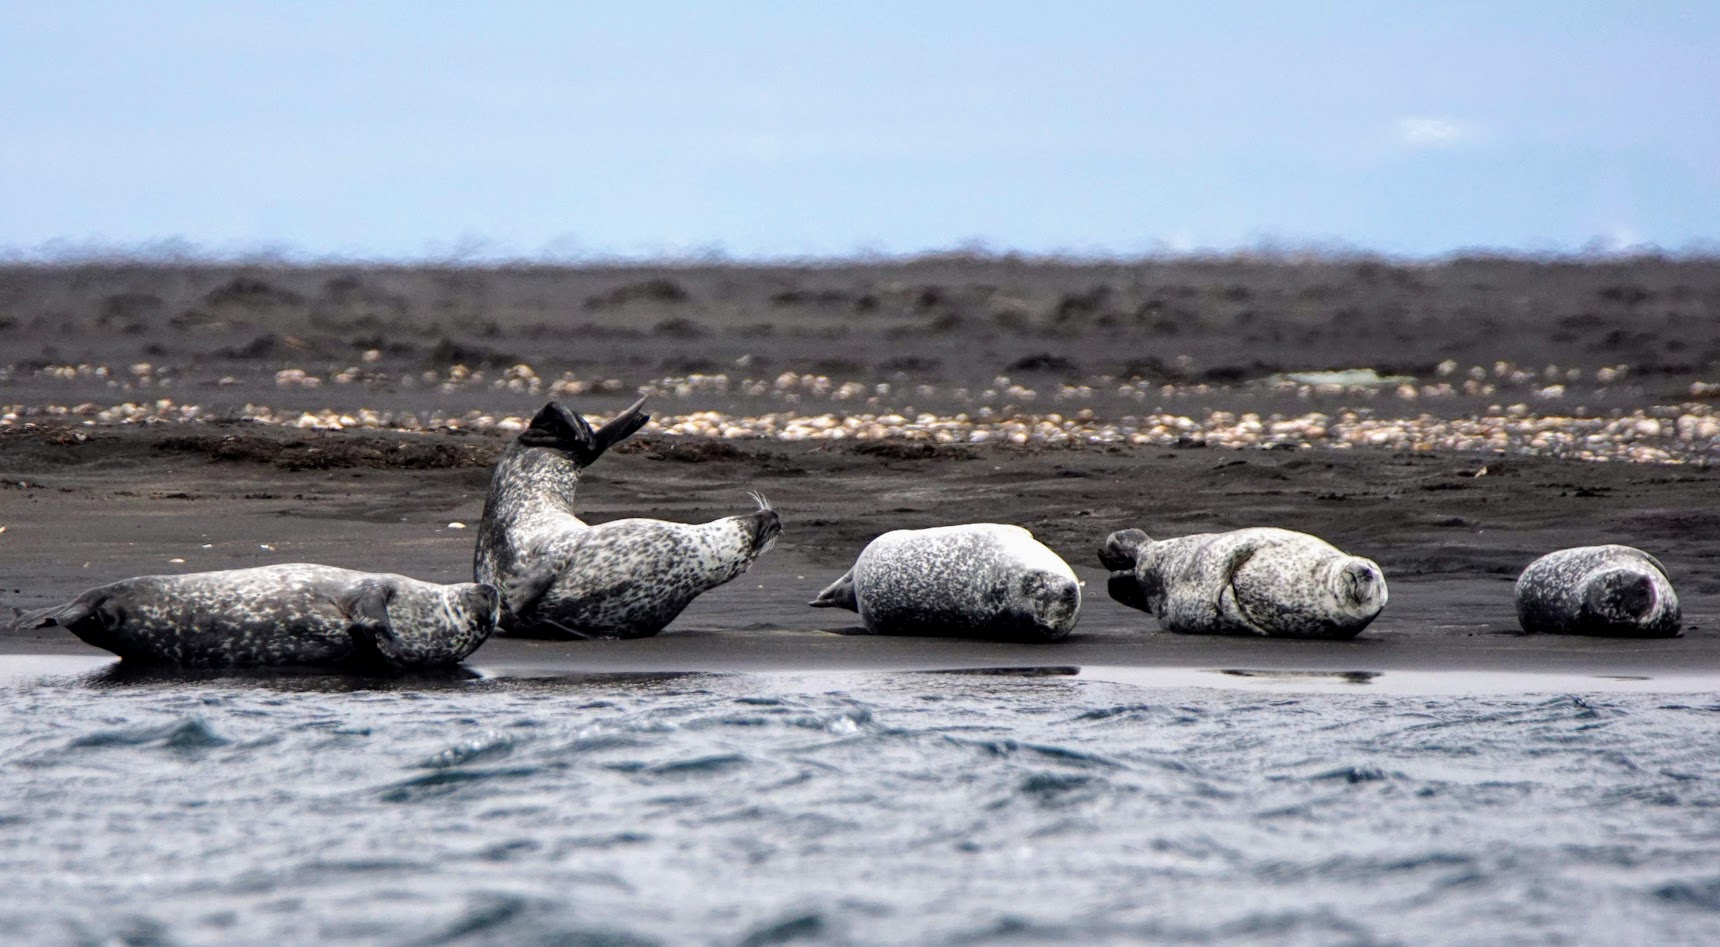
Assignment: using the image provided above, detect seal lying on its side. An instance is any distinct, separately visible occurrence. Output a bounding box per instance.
[1514,545,1680,638]
[1100,527,1387,639]
[810,524,1082,641]
[20,564,501,668]
[476,399,782,638]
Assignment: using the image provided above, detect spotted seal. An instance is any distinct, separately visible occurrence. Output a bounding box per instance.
[1514,545,1680,638]
[475,399,781,638]
[1099,527,1387,639]
[19,564,501,668]
[810,524,1082,641]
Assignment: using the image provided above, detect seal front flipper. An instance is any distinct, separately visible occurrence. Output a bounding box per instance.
[1215,543,1270,635]
[502,556,566,619]
[810,569,858,611]
[339,581,401,667]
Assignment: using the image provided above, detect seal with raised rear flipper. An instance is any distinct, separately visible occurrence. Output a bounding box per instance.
[475,399,782,639]
[1514,544,1680,638]
[810,523,1082,642]
[18,564,500,668]
[1099,526,1387,639]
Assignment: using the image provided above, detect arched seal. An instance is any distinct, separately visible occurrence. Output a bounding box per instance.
[1514,545,1680,638]
[19,564,500,668]
[810,524,1081,641]
[475,399,781,638]
[1099,527,1386,639]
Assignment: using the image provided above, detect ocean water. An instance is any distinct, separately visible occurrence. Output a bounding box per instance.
[2,661,1720,945]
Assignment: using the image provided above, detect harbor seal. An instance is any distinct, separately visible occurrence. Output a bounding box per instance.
[19,564,501,668]
[1099,527,1387,639]
[475,399,781,638]
[1514,545,1680,638]
[809,524,1081,641]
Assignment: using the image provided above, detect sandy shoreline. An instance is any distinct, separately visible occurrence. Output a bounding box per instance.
[2,423,1714,678]
[2,259,1715,681]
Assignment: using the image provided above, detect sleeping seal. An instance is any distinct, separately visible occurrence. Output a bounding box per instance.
[19,564,500,668]
[810,524,1081,641]
[475,399,781,638]
[1514,545,1680,638]
[1099,527,1386,639]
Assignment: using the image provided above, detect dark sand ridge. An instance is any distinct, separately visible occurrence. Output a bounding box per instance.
[2,257,1718,411]
[1,423,1714,676]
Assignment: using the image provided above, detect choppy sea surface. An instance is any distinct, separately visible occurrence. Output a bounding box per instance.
[3,659,1720,946]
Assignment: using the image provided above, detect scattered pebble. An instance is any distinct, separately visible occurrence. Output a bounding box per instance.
[447,522,467,530]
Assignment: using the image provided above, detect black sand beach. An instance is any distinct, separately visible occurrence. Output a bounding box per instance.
[4,257,1718,683]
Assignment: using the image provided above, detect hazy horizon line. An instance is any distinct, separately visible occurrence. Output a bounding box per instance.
[4,235,1719,270]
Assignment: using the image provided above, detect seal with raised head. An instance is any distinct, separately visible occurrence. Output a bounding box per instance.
[1099,527,1387,639]
[810,523,1082,641]
[475,399,782,638]
[1514,544,1680,638]
[19,564,501,668]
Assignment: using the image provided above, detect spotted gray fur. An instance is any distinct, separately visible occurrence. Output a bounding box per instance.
[475,399,781,638]
[21,564,501,668]
[1100,526,1387,639]
[811,524,1081,642]
[1514,544,1680,638]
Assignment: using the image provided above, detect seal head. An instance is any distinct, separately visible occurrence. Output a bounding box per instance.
[1514,545,1680,637]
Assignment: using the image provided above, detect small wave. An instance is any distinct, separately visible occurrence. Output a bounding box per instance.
[1309,764,1392,784]
[406,893,659,947]
[66,717,230,753]
[1018,771,1095,803]
[416,731,520,769]
[945,736,1122,769]
[1653,877,1720,912]
[646,753,751,778]
[735,911,827,947]
[380,766,543,803]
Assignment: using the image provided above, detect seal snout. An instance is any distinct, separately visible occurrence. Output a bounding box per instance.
[1335,558,1388,614]
[745,492,782,554]
[1584,568,1661,629]
[1099,529,1152,572]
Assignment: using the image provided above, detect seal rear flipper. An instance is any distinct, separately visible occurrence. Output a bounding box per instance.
[810,570,859,611]
[14,600,92,631]
[517,402,598,455]
[589,396,651,462]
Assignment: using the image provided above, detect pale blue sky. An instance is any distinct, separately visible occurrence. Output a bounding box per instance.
[2,2,1716,260]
